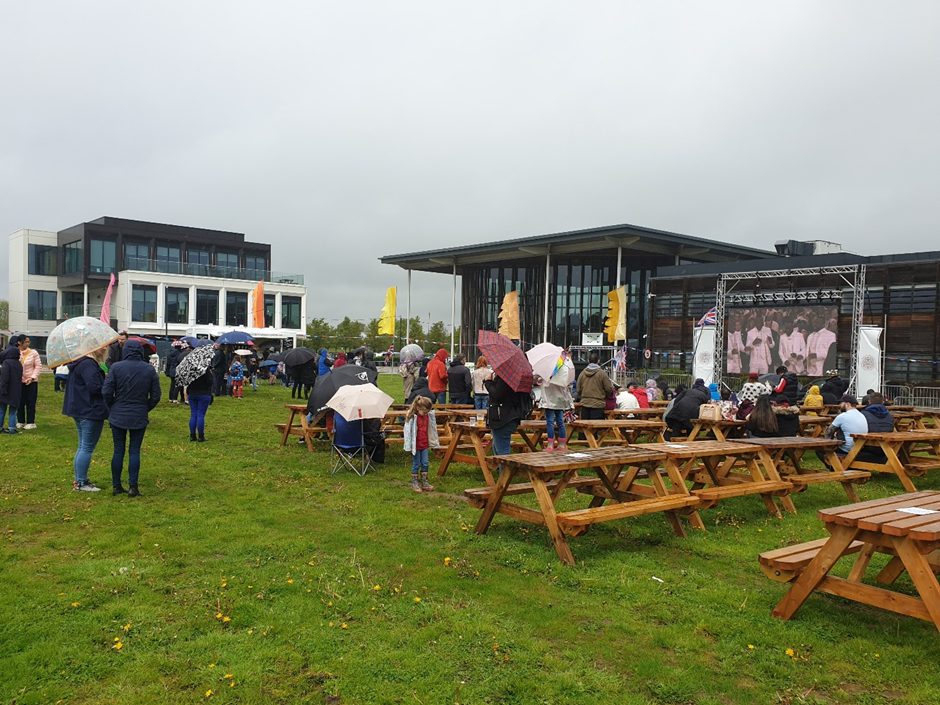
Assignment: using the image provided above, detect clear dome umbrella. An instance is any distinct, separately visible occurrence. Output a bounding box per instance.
[45,316,119,367]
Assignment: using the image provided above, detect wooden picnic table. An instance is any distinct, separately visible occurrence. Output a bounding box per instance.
[799,415,832,437]
[738,436,870,501]
[606,407,666,419]
[763,491,940,631]
[642,440,795,517]
[275,403,329,452]
[437,420,530,485]
[891,410,927,431]
[568,419,666,447]
[686,417,747,442]
[465,446,702,565]
[843,430,940,492]
[650,399,670,408]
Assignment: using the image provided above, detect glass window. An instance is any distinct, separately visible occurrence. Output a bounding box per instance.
[264,294,275,328]
[281,296,301,329]
[196,290,219,325]
[124,242,149,270]
[28,290,57,320]
[225,291,248,326]
[131,285,157,322]
[90,239,116,274]
[63,241,83,274]
[245,254,267,280]
[28,244,57,275]
[62,291,83,319]
[187,248,210,276]
[165,287,189,324]
[217,251,239,278]
[155,245,181,274]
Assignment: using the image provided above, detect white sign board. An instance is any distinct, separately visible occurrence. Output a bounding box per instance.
[692,326,716,385]
[581,332,604,346]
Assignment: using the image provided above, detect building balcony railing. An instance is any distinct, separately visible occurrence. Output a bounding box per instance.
[118,257,304,285]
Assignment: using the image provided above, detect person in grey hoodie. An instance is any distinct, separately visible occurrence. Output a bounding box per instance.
[575,350,614,420]
[102,339,162,496]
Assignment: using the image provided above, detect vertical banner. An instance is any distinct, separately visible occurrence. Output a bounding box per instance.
[378,287,397,335]
[856,326,883,394]
[692,325,716,385]
[99,273,115,324]
[251,281,265,328]
[604,286,626,342]
[498,290,520,340]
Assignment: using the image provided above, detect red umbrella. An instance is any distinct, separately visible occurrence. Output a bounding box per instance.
[127,336,157,354]
[477,330,534,392]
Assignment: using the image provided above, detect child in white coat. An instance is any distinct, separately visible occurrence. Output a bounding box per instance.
[403,396,440,492]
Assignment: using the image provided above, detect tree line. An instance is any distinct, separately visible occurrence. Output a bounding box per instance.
[302,316,461,354]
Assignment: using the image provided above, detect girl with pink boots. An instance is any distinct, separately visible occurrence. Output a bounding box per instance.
[539,376,573,452]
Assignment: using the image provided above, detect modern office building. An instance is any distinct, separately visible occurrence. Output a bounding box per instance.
[381,222,773,358]
[8,217,307,356]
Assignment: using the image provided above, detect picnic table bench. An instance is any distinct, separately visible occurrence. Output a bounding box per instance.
[686,417,747,442]
[567,419,666,447]
[738,436,870,502]
[799,415,832,437]
[465,446,702,565]
[275,404,330,451]
[642,440,795,517]
[843,430,940,492]
[761,491,940,631]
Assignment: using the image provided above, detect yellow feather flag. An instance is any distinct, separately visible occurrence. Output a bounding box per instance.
[378,287,397,336]
[498,290,521,340]
[604,286,626,342]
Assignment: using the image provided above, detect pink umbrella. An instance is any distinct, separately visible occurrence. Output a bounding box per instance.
[477,330,534,393]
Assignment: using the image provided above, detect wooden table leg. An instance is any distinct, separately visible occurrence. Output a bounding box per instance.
[529,470,576,565]
[474,464,515,534]
[883,442,919,492]
[687,423,702,441]
[892,537,940,631]
[436,426,463,477]
[757,448,796,514]
[664,458,705,530]
[847,543,877,582]
[298,410,314,452]
[470,430,496,486]
[712,425,728,442]
[280,408,296,446]
[773,524,859,620]
[583,429,600,449]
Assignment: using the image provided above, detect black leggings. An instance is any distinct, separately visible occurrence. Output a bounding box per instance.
[18,382,38,425]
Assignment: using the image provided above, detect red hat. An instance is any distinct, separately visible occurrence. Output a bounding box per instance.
[748,372,759,381]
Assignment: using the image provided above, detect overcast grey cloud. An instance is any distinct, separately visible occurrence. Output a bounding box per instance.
[2,1,939,327]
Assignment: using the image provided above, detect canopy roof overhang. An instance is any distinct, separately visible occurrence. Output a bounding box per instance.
[380,222,773,274]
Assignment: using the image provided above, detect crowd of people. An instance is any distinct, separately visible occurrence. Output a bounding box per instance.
[726,308,839,376]
[2,329,905,500]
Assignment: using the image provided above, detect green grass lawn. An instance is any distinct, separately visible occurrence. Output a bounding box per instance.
[2,376,939,705]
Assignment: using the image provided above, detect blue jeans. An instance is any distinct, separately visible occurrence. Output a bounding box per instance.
[189,394,212,436]
[490,422,518,456]
[111,425,146,487]
[411,448,429,474]
[73,418,104,484]
[434,391,447,404]
[0,404,16,431]
[474,395,489,410]
[544,408,566,440]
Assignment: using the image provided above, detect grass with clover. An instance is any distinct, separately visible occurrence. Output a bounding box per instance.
[2,375,940,705]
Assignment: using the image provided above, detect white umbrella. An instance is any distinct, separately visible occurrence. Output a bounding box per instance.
[525,342,573,386]
[326,383,394,420]
[234,349,253,356]
[46,316,119,367]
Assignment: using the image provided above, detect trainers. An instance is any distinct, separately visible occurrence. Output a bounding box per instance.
[77,482,101,492]
[16,423,24,429]
[23,424,37,430]
[113,485,126,496]
[5,428,18,434]
[411,477,423,493]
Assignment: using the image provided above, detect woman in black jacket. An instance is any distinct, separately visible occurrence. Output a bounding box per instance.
[664,378,710,439]
[63,345,111,491]
[485,374,532,455]
[0,343,24,433]
[102,340,162,496]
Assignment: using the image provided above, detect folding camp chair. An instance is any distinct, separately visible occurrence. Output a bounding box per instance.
[330,414,373,476]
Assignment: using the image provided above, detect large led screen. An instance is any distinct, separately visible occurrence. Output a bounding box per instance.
[725,306,838,376]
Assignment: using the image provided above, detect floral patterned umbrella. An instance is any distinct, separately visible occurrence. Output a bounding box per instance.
[46,316,119,367]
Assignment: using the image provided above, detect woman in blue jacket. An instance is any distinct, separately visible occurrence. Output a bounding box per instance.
[62,345,111,492]
[102,340,162,496]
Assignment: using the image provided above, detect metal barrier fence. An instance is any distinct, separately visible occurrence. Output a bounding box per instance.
[911,386,940,410]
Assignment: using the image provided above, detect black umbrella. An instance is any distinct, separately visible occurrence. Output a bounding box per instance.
[307,364,379,418]
[282,347,317,367]
[174,345,215,387]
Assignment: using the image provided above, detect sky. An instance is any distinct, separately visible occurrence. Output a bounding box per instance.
[2,1,939,329]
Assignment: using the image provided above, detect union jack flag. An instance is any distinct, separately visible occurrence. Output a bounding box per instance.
[695,307,717,327]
